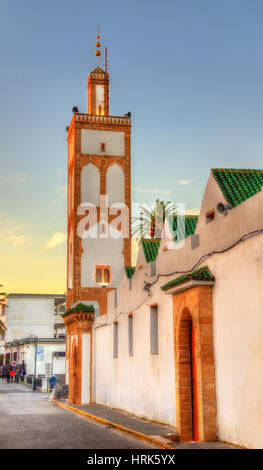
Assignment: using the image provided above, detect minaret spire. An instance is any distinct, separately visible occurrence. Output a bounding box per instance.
[95,27,101,68]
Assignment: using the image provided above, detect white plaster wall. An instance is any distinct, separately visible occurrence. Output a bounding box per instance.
[81,333,91,403]
[81,163,100,206]
[106,164,125,206]
[94,279,176,426]
[6,298,54,343]
[93,181,263,446]
[194,171,228,234]
[81,224,124,288]
[81,129,125,156]
[209,237,263,448]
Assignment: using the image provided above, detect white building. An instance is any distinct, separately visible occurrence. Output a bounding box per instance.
[66,167,263,449]
[4,294,66,382]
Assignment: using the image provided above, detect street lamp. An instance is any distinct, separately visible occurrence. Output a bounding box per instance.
[26,335,38,391]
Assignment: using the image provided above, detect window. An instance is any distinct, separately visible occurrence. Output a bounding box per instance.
[100,142,106,152]
[206,209,215,224]
[113,322,118,358]
[95,265,111,285]
[150,262,156,277]
[128,315,133,356]
[150,305,158,354]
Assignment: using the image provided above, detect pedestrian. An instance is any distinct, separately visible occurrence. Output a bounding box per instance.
[9,368,15,383]
[6,366,10,383]
[15,367,19,383]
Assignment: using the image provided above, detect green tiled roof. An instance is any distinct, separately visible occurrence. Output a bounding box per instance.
[212,168,263,208]
[62,303,95,317]
[141,238,161,263]
[125,266,136,279]
[160,266,215,291]
[168,215,199,242]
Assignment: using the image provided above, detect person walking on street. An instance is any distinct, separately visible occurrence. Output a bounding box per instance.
[9,368,15,383]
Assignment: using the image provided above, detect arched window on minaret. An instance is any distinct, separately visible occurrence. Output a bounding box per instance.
[81,163,100,206]
[106,164,125,206]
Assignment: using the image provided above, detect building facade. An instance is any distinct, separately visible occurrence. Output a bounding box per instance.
[3,293,66,382]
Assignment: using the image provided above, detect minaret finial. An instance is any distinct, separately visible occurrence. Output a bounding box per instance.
[95,27,101,68]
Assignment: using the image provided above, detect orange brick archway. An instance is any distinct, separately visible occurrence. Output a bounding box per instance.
[173,285,217,442]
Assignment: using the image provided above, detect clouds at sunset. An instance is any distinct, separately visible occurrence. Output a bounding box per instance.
[44,232,67,250]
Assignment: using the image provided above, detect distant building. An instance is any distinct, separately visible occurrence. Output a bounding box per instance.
[3,293,66,382]
[0,299,7,366]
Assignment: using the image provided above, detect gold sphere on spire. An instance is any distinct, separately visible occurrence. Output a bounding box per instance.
[95,28,101,66]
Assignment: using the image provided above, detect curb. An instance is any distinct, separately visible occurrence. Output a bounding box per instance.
[53,400,175,450]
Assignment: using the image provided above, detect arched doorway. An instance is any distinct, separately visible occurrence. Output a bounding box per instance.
[176,308,199,441]
[173,285,217,442]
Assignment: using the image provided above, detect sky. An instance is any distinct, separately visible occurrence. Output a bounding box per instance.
[0,0,263,294]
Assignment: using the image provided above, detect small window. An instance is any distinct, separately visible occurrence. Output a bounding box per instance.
[101,142,106,152]
[113,322,118,358]
[95,267,102,283]
[95,265,111,285]
[150,305,158,354]
[150,262,156,277]
[206,209,215,224]
[98,105,102,115]
[128,315,133,356]
[100,222,107,234]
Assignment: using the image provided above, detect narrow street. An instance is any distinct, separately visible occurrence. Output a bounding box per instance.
[0,379,156,449]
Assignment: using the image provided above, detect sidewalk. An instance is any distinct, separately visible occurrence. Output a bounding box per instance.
[54,401,236,449]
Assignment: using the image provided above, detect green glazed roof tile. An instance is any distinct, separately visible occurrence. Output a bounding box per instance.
[62,303,95,317]
[160,266,215,291]
[141,238,161,263]
[168,214,199,242]
[212,168,263,208]
[125,266,136,279]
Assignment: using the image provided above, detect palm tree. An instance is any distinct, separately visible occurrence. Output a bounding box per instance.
[0,319,5,336]
[132,199,177,239]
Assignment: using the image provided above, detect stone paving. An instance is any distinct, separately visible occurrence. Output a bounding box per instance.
[0,379,236,449]
[0,379,156,449]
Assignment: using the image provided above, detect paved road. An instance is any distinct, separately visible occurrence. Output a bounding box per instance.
[0,379,156,449]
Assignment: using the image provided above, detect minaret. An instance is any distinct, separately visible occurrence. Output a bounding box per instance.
[88,30,109,116]
[65,33,132,404]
